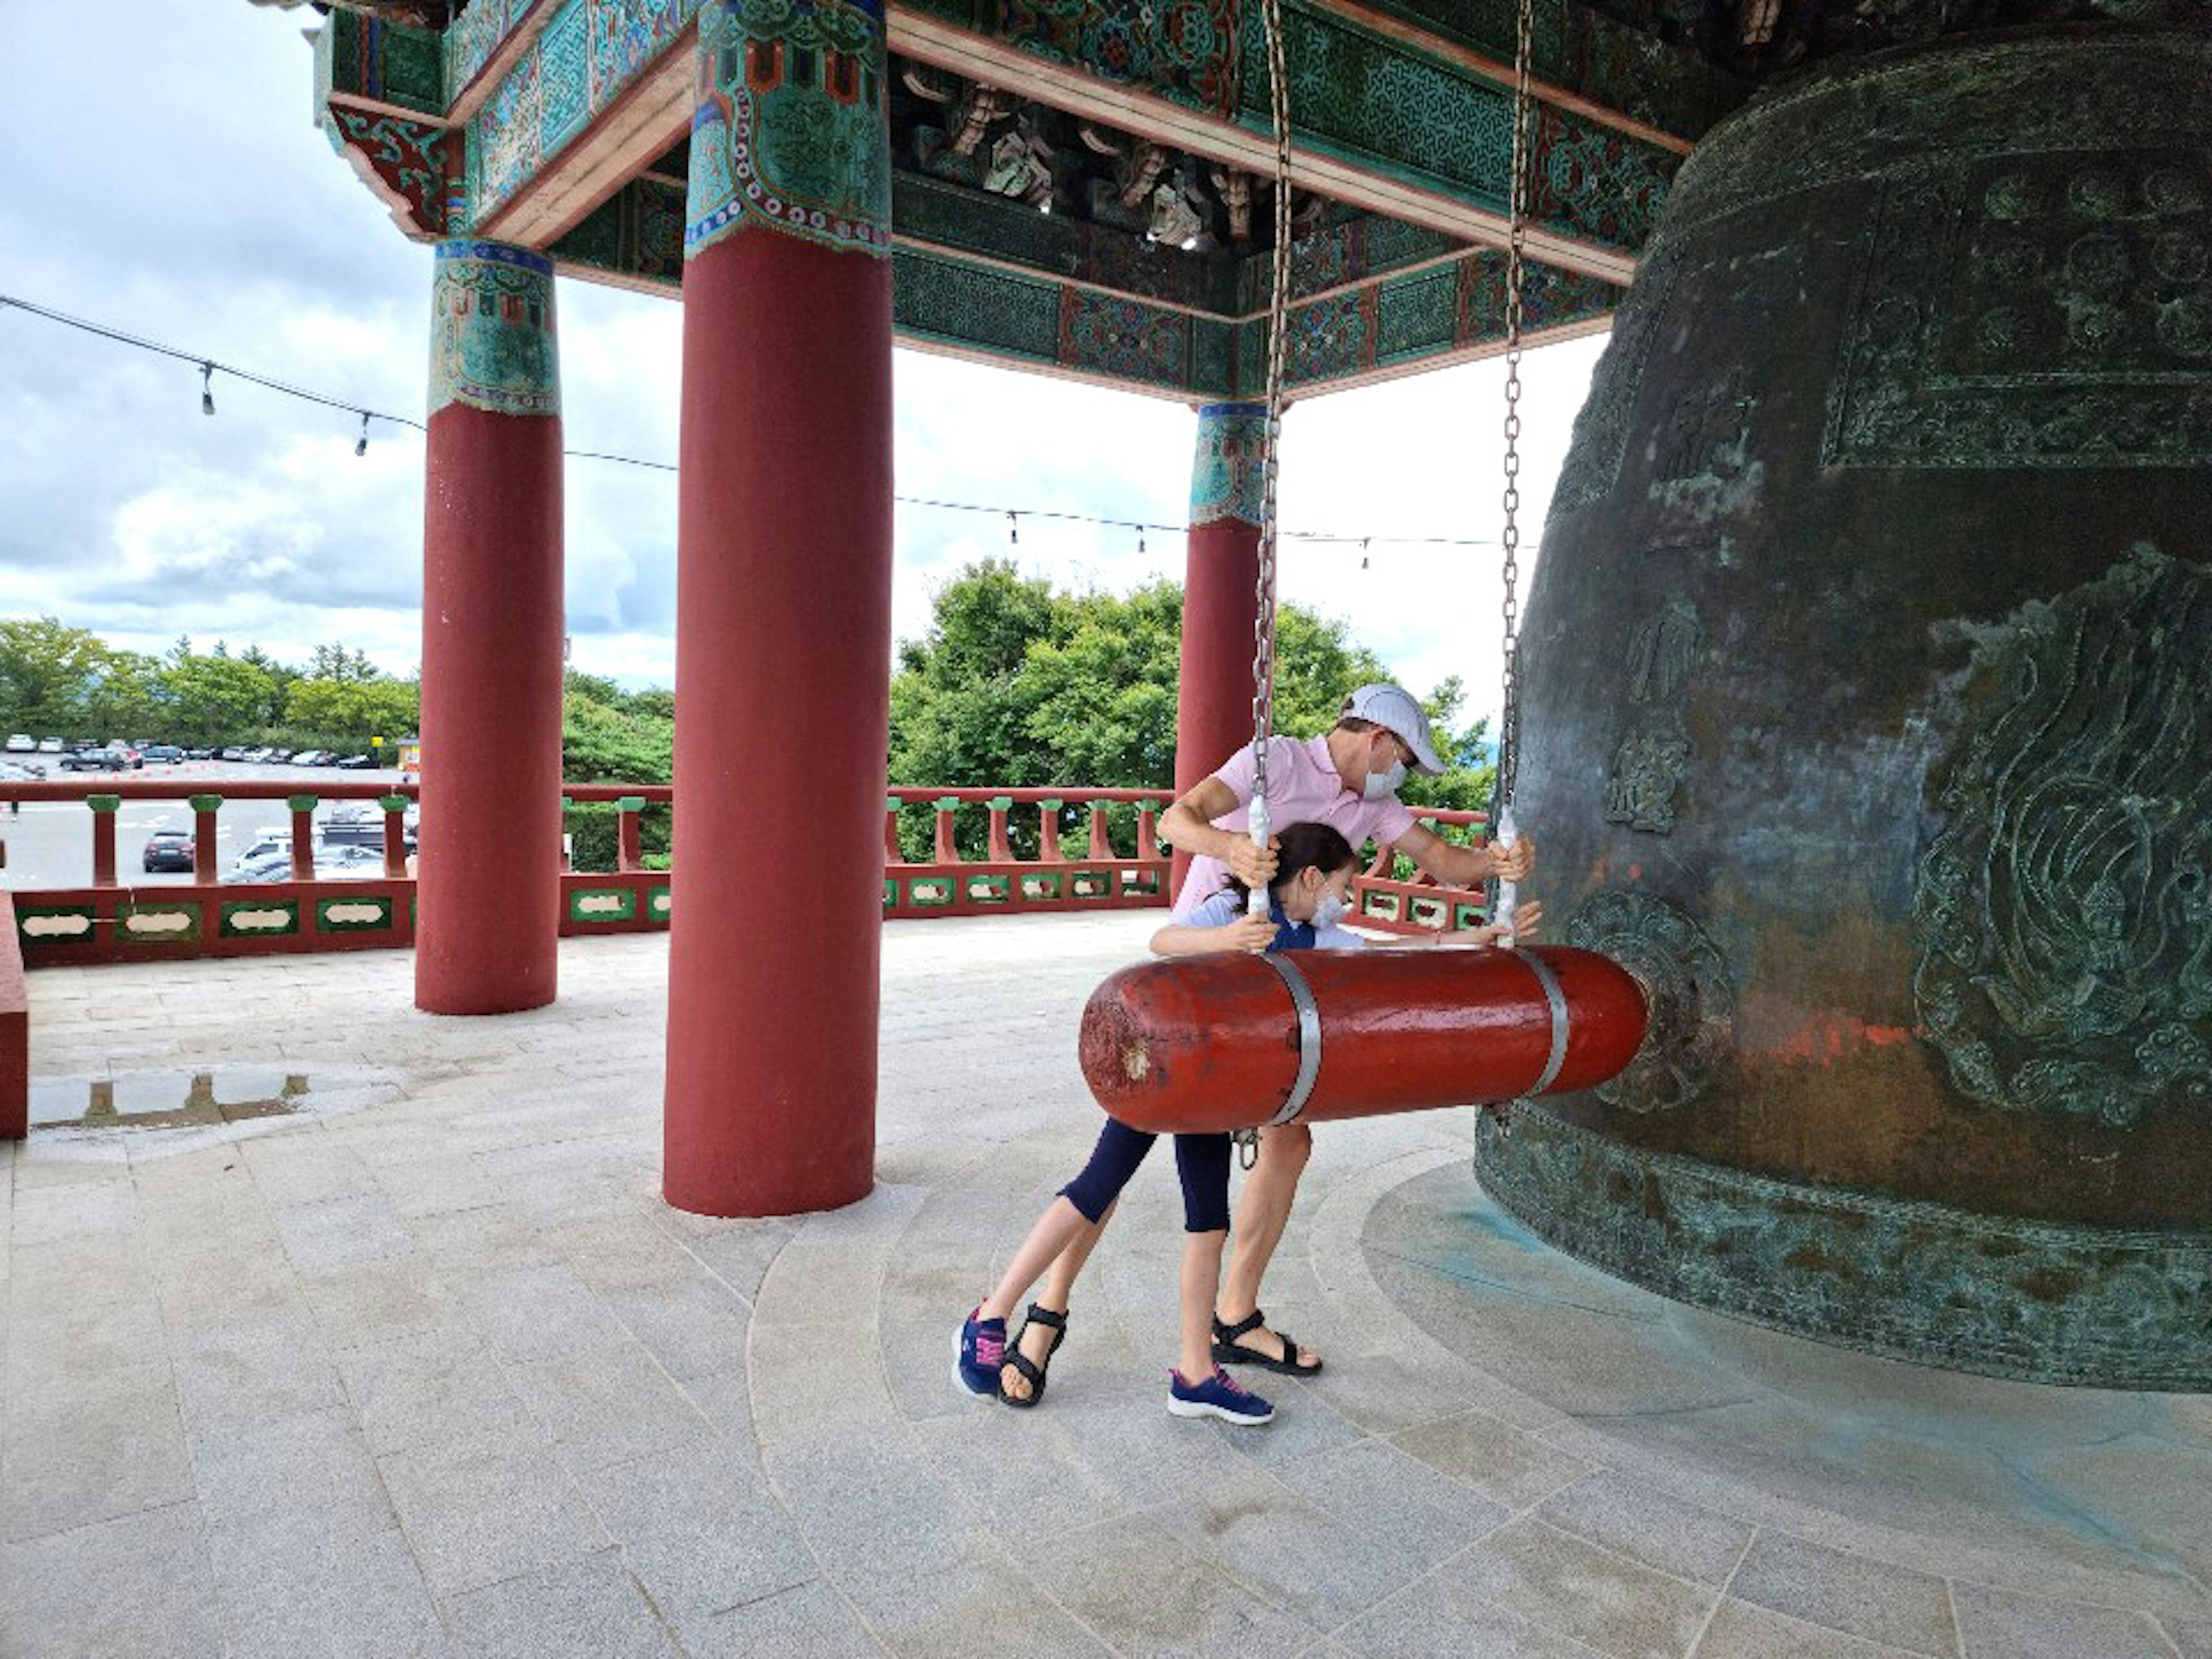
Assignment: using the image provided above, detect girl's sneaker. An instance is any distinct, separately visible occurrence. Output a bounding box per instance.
[955,1307,1007,1398]
[1168,1366,1275,1425]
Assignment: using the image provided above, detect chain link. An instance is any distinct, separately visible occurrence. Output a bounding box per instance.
[1495,0,1535,810]
[1250,0,1296,810]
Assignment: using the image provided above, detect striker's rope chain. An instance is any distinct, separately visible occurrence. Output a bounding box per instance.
[1497,0,1535,809]
[1250,0,1296,810]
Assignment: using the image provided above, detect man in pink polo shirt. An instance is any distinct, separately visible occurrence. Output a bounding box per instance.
[992,685,1539,1399]
[1153,681,1537,1374]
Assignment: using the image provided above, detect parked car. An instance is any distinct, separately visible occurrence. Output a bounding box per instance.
[100,743,143,768]
[290,749,329,767]
[36,737,63,752]
[184,747,216,760]
[238,747,271,763]
[59,751,128,772]
[4,734,32,753]
[223,840,388,885]
[334,753,375,769]
[268,748,294,762]
[0,760,45,782]
[142,829,195,873]
[142,744,184,763]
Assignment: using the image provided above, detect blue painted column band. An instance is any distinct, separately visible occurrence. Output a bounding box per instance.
[1189,400,1268,528]
[684,0,891,260]
[427,240,559,418]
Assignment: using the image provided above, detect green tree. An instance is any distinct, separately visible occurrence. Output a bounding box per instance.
[0,617,108,732]
[82,650,166,737]
[164,654,278,743]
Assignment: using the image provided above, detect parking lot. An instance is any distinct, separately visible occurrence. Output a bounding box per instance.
[0,760,410,889]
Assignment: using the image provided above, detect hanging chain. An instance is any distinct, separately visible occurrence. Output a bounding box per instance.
[1249,0,1296,817]
[1495,0,1535,809]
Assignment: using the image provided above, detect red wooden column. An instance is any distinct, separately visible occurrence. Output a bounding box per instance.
[1175,402,1270,899]
[287,794,316,883]
[664,0,893,1218]
[416,241,565,1016]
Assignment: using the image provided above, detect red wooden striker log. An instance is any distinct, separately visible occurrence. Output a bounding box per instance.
[1080,946,1647,1134]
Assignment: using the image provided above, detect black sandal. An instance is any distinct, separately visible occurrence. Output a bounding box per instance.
[1212,1309,1323,1376]
[998,1303,1067,1408]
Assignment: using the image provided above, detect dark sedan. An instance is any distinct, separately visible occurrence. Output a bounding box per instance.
[59,751,128,771]
[143,830,195,873]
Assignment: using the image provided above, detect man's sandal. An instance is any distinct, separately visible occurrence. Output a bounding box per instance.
[999,1303,1068,1408]
[1211,1309,1323,1376]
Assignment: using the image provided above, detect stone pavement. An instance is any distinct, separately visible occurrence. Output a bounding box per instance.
[3,913,2209,1659]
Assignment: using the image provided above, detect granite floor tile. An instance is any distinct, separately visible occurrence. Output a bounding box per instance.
[1146,1465,1436,1634]
[1455,1516,1719,1659]
[1026,1512,1316,1659]
[839,1547,1113,1659]
[218,1520,449,1659]
[189,1402,393,1537]
[298,1253,464,1351]
[1953,1581,2180,1659]
[274,1190,418,1272]
[1270,1435,1514,1568]
[460,1259,630,1363]
[1691,1598,1930,1658]
[579,1437,815,1627]
[764,1426,972,1580]
[336,1325,536,1456]
[1535,1471,1757,1588]
[684,1580,884,1659]
[1390,1407,1596,1510]
[377,1430,608,1597]
[1729,1532,1958,1658]
[0,1502,225,1659]
[2,1360,194,1543]
[505,1339,707,1470]
[1332,1571,1613,1659]
[441,1549,677,1659]
[170,1309,346,1434]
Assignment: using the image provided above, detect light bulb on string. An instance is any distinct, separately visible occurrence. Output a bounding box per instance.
[1360,537,1371,570]
[1137,522,1146,556]
[200,362,215,417]
[1007,510,1019,548]
[355,412,370,457]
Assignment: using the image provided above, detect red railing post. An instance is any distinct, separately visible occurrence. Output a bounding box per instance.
[884,794,904,863]
[616,795,645,873]
[1038,797,1064,862]
[88,794,120,888]
[986,796,1014,863]
[380,793,410,878]
[188,795,224,885]
[1137,801,1160,862]
[286,794,317,884]
[933,797,961,865]
[1086,798,1116,861]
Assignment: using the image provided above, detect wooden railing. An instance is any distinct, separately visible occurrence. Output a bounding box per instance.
[0,778,1488,970]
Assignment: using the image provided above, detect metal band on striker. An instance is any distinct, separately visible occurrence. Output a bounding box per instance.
[1259,952,1323,1127]
[1514,948,1570,1096]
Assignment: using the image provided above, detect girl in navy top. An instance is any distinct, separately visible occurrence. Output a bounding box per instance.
[956,821,1366,1425]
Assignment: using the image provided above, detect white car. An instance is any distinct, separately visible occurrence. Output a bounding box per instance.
[4,734,32,753]
[36,737,63,753]
[0,760,43,782]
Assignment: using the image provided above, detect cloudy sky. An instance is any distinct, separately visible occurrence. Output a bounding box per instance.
[0,1,1604,724]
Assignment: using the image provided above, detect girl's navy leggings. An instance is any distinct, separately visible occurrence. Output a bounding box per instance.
[1060,1119,1232,1233]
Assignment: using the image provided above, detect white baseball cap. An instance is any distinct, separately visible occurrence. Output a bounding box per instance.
[1341,683,1445,774]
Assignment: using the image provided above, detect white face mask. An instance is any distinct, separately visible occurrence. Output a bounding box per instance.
[1312,890,1349,930]
[1362,759,1406,801]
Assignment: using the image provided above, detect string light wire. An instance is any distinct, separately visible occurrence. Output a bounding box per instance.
[2,292,1505,550]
